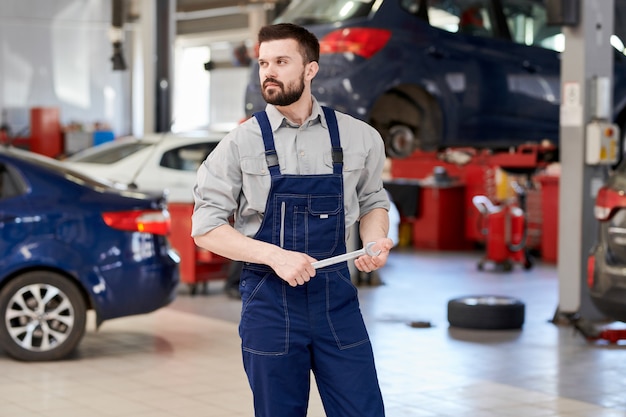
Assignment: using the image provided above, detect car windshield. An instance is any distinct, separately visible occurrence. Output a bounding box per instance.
[274,0,376,25]
[67,142,151,164]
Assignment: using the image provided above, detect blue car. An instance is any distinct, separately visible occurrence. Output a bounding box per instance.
[0,146,179,361]
[245,0,626,157]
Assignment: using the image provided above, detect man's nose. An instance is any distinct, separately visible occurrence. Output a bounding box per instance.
[261,63,276,78]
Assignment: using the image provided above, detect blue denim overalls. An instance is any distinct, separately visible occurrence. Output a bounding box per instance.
[239,107,385,417]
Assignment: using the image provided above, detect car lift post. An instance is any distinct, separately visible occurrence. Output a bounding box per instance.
[551,0,623,342]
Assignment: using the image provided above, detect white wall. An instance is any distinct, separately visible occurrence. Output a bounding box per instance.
[0,0,132,137]
[173,29,253,133]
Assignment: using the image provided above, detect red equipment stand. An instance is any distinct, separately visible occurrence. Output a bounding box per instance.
[536,174,559,263]
[472,195,532,271]
[168,203,231,295]
[29,107,63,158]
[411,180,473,250]
[3,107,64,156]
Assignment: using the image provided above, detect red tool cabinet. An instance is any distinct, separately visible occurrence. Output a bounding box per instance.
[168,203,231,294]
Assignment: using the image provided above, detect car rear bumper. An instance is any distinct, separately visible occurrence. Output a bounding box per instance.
[94,248,180,325]
[588,245,626,322]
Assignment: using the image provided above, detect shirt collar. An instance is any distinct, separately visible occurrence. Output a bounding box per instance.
[264,96,325,132]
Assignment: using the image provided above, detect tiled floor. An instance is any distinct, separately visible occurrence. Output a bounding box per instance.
[2,249,626,416]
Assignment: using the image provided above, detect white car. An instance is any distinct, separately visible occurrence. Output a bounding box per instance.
[64,131,224,203]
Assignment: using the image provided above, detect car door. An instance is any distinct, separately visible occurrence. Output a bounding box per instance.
[493,0,562,144]
[425,0,559,147]
[425,0,536,147]
[0,162,33,273]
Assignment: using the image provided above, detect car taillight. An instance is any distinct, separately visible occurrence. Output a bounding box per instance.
[102,209,171,235]
[594,186,626,221]
[319,28,391,58]
[587,255,595,288]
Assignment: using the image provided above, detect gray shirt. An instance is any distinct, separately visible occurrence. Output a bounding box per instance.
[191,98,390,240]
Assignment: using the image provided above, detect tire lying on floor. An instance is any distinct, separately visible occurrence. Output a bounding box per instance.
[447,295,525,330]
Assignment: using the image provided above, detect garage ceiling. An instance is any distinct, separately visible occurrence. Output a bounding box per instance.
[177,0,272,13]
[175,0,284,36]
[124,0,286,36]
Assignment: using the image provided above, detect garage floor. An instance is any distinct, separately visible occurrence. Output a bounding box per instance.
[2,249,626,417]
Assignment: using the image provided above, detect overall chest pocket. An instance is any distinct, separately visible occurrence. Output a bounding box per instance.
[276,194,342,258]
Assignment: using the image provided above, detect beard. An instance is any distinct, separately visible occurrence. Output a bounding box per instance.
[261,74,305,106]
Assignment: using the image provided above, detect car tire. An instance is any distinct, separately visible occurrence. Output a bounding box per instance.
[0,271,87,361]
[447,295,525,330]
[370,87,442,156]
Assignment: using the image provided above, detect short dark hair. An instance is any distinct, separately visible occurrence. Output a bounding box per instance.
[258,23,320,63]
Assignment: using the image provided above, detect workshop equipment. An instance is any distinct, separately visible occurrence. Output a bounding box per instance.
[312,242,380,269]
[168,202,231,295]
[30,107,63,158]
[566,313,626,344]
[472,193,533,271]
[390,143,557,255]
[407,166,473,250]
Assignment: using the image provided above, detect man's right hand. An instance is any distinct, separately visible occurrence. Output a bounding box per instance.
[269,248,317,287]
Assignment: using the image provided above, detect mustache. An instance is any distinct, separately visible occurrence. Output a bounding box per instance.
[263,78,283,88]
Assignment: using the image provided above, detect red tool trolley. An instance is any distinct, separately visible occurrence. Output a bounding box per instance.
[472,191,533,272]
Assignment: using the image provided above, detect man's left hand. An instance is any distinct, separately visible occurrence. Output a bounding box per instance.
[354,237,393,272]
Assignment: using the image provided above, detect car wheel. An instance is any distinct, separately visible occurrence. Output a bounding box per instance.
[387,124,416,158]
[0,271,87,361]
[370,87,442,157]
[447,295,525,330]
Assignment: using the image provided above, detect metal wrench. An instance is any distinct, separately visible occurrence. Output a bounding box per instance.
[311,242,381,269]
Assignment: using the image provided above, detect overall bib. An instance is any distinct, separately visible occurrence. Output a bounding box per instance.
[239,108,385,417]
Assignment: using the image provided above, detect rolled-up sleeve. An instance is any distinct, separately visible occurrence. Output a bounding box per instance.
[191,133,241,237]
[358,129,390,217]
[339,114,390,220]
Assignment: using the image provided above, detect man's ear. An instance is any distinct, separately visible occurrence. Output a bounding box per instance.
[305,61,319,80]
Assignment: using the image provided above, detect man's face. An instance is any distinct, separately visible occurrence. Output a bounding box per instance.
[258,39,307,106]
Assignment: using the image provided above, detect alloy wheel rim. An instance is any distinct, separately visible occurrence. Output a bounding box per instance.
[463,296,518,306]
[4,284,75,351]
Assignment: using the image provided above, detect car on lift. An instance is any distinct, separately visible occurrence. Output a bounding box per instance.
[244,0,626,158]
[0,146,179,361]
[588,161,626,323]
[63,131,224,203]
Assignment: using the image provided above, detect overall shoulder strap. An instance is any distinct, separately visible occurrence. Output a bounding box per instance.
[253,111,280,176]
[321,106,343,175]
